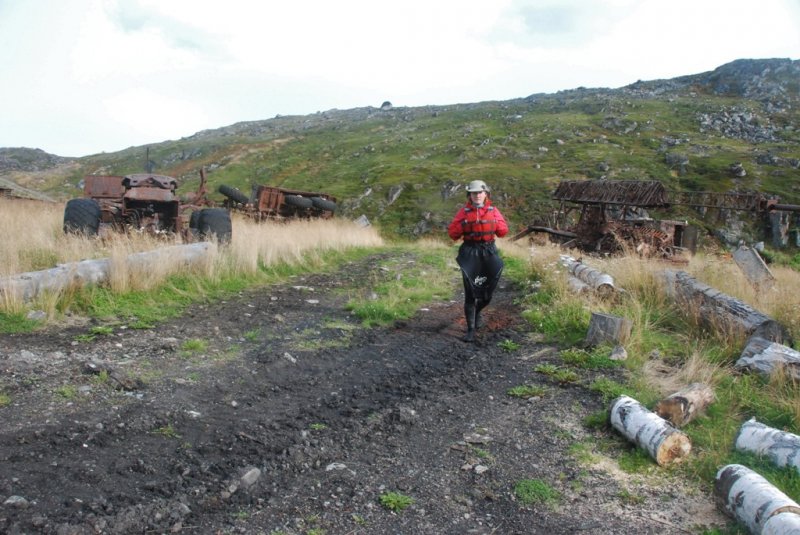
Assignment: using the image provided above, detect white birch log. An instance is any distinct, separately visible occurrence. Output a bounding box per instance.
[660,270,791,345]
[0,242,213,303]
[653,383,715,427]
[566,275,589,294]
[585,312,632,347]
[762,510,800,535]
[735,418,800,474]
[609,395,691,466]
[736,337,800,380]
[559,255,615,295]
[715,464,800,535]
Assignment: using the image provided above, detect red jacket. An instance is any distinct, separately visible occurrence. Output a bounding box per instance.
[448,199,509,242]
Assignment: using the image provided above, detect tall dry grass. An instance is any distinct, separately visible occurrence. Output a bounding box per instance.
[225,214,383,275]
[0,198,383,314]
[520,242,800,405]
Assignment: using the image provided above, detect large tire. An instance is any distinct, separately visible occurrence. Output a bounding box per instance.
[310,196,337,212]
[284,195,313,209]
[197,208,232,244]
[189,210,201,230]
[218,184,249,205]
[63,198,101,235]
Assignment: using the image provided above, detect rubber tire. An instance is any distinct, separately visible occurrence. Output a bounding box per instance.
[284,195,313,209]
[189,210,201,231]
[310,196,337,212]
[63,198,101,235]
[197,208,232,244]
[218,184,249,205]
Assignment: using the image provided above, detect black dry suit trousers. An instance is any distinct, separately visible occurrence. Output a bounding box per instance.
[457,241,504,334]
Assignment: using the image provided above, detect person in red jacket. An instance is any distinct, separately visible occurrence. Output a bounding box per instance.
[448,180,509,342]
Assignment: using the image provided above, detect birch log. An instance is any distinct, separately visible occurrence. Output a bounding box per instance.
[736,337,800,380]
[567,275,589,294]
[609,395,691,466]
[0,242,214,303]
[735,418,800,473]
[653,383,715,427]
[559,255,615,296]
[660,270,791,345]
[762,511,800,535]
[715,464,800,535]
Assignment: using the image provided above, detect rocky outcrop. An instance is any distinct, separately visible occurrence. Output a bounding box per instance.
[0,147,72,173]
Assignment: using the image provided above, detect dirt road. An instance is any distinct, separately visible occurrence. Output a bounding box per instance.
[0,251,728,534]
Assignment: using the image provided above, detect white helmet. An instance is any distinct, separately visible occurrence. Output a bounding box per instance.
[466,180,490,193]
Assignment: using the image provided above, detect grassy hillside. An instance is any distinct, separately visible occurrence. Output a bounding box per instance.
[2,59,799,240]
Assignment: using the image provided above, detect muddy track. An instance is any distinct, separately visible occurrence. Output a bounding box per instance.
[0,252,728,534]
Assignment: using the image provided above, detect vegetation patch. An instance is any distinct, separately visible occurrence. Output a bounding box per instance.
[507,384,546,399]
[379,491,414,512]
[513,478,560,506]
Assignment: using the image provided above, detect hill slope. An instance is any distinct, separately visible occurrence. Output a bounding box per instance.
[2,58,799,239]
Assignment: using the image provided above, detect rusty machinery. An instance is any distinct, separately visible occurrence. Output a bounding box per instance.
[512,179,800,257]
[63,168,232,242]
[218,183,337,221]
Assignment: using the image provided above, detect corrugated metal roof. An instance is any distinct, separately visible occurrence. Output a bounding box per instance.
[552,180,670,207]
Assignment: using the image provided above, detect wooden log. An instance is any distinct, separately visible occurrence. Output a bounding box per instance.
[736,337,800,380]
[559,255,615,295]
[660,270,792,346]
[715,463,800,535]
[566,275,589,294]
[0,242,213,303]
[762,511,800,535]
[609,395,691,466]
[653,383,715,427]
[733,245,775,288]
[735,418,800,473]
[585,312,632,347]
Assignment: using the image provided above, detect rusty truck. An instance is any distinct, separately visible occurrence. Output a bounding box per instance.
[63,168,232,243]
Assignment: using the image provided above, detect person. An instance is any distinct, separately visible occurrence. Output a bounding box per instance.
[447,180,509,342]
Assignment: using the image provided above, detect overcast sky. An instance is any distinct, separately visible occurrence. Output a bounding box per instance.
[1,0,799,157]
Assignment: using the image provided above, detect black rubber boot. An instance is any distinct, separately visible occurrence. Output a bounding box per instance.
[462,302,476,342]
[475,300,486,330]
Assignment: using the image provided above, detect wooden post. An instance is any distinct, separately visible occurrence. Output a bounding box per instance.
[733,245,775,289]
[609,395,691,466]
[715,464,800,534]
[585,312,632,347]
[660,270,792,345]
[654,383,715,427]
[736,337,800,380]
[735,418,800,473]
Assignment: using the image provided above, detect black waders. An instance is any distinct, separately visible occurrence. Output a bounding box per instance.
[456,242,503,343]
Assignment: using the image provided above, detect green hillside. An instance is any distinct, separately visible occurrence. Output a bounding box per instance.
[2,58,799,240]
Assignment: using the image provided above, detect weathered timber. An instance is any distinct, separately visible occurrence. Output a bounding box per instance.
[735,418,800,474]
[609,395,691,466]
[653,383,715,427]
[660,270,791,345]
[715,464,800,534]
[585,312,632,347]
[735,337,800,380]
[559,255,615,295]
[733,245,775,288]
[0,242,213,303]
